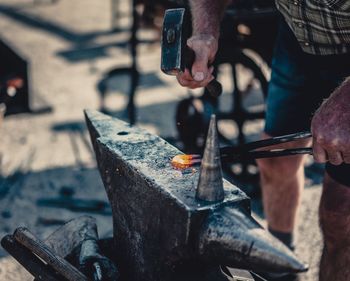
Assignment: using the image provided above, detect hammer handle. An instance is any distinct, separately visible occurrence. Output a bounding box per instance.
[206,79,223,98]
[186,48,222,98]
[1,235,61,281]
[14,227,88,281]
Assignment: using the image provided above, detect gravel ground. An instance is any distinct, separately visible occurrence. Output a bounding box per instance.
[0,1,322,280]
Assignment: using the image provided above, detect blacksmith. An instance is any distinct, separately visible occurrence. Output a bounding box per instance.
[176,1,350,280]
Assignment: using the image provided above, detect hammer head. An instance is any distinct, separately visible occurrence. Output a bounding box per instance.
[161,8,191,75]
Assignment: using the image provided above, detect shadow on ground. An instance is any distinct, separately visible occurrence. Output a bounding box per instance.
[0,164,112,258]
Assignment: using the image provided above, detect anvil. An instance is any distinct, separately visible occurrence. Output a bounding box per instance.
[161,8,222,97]
[85,110,307,281]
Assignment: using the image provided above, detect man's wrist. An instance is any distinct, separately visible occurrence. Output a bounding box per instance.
[192,31,219,41]
[189,34,218,43]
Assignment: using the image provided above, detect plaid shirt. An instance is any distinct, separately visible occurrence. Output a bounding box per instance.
[276,0,350,55]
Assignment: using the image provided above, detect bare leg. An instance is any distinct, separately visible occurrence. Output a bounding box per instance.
[257,133,311,233]
[319,173,350,281]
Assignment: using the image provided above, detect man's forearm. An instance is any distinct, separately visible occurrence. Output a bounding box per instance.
[189,0,229,39]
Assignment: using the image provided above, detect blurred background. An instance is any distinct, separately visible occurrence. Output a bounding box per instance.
[0,0,323,280]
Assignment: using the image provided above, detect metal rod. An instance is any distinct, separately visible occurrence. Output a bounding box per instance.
[221,147,313,163]
[220,131,312,156]
[1,235,62,281]
[13,227,88,281]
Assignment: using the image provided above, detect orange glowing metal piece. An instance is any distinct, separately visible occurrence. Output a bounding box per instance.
[171,154,202,169]
[7,77,24,89]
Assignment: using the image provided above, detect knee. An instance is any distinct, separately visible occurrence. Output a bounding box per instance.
[320,174,350,252]
[257,155,305,182]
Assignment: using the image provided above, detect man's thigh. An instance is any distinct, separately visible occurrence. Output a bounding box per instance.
[264,20,330,136]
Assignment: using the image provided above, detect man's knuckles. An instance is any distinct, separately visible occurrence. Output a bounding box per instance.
[314,134,346,150]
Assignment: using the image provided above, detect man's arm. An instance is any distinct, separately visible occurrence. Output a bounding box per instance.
[190,0,228,39]
[311,77,350,165]
[176,0,229,89]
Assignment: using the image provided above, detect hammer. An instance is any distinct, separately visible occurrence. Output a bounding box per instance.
[161,8,223,98]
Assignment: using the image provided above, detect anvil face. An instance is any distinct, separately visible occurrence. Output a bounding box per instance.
[161,8,190,75]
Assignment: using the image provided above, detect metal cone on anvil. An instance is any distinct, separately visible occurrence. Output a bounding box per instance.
[196,114,225,202]
[198,206,309,274]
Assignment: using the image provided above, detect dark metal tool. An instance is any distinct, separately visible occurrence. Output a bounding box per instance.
[161,8,223,97]
[1,235,62,281]
[196,114,225,202]
[13,227,88,281]
[78,219,119,281]
[171,131,312,168]
[1,217,119,281]
[219,131,312,163]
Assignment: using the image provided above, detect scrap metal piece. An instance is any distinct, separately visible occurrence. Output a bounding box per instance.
[44,216,98,258]
[78,219,119,281]
[196,115,225,202]
[2,217,119,281]
[85,110,307,281]
[198,207,308,273]
[220,267,255,281]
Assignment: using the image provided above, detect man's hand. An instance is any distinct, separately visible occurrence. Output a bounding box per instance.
[176,34,218,89]
[311,78,350,165]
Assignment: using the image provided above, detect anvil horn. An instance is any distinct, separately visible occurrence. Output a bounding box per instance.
[198,206,308,273]
[196,115,225,202]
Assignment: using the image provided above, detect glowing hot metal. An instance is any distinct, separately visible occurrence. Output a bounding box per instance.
[171,154,201,169]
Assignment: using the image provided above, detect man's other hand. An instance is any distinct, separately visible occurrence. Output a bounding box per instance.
[176,34,218,89]
[311,78,350,165]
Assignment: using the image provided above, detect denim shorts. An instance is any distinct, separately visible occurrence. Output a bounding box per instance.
[265,17,350,186]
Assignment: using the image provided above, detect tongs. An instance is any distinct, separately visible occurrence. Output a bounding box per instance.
[220,131,312,163]
[171,131,312,169]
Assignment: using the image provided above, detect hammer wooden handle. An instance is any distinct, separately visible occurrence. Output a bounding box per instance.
[1,235,61,281]
[14,227,88,281]
[206,79,223,98]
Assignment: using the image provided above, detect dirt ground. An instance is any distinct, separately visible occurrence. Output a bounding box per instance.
[0,1,322,280]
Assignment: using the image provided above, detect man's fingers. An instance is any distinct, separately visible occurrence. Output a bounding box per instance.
[313,140,328,163]
[181,68,194,80]
[176,69,195,87]
[190,48,211,82]
[326,150,343,165]
[186,75,214,89]
[177,67,214,89]
[176,74,214,89]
